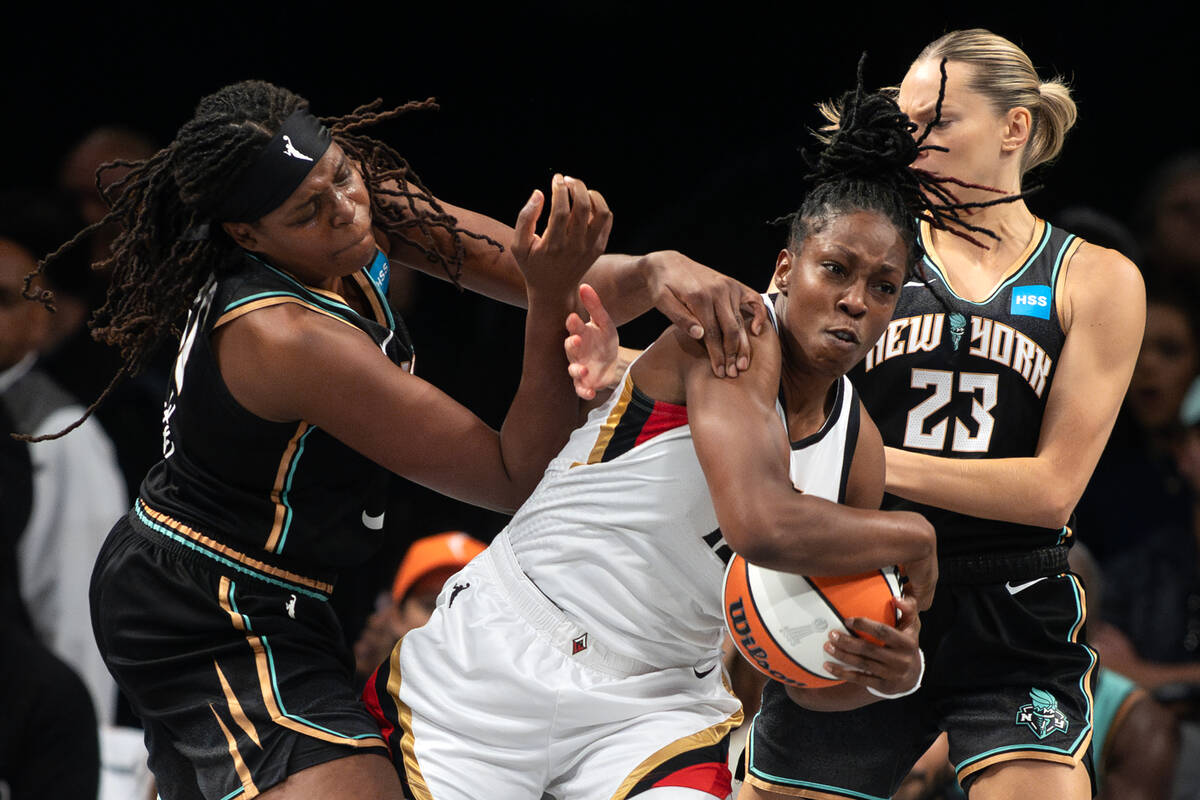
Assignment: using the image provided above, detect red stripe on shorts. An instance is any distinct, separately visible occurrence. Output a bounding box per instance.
[361,664,397,751]
[651,761,732,796]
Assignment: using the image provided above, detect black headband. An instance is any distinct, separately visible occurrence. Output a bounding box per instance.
[211,109,332,223]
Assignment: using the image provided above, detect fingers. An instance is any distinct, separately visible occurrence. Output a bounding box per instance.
[657,289,707,346]
[823,618,917,679]
[587,188,613,254]
[564,177,612,262]
[564,175,592,237]
[710,292,749,376]
[512,188,544,260]
[564,310,597,401]
[742,289,769,336]
[544,174,570,240]
[540,176,611,266]
[893,595,919,630]
[578,283,612,329]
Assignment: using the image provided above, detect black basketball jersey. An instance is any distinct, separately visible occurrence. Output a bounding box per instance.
[850,218,1080,556]
[136,249,413,581]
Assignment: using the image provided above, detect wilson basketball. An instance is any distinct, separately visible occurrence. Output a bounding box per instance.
[723,555,902,688]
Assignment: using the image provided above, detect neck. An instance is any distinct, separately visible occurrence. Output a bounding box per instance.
[929,199,1038,272]
[777,354,840,440]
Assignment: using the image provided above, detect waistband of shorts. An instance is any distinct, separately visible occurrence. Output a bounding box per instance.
[484,533,660,678]
[937,544,1071,585]
[129,499,337,600]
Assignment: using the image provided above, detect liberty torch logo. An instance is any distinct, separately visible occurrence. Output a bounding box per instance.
[1015,688,1069,739]
[948,312,966,351]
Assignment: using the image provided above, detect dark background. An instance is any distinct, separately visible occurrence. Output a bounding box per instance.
[4,3,1197,547]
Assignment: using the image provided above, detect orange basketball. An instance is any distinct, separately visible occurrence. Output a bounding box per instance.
[723,554,901,688]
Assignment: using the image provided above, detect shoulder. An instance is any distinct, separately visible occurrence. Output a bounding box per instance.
[634,306,781,406]
[214,300,389,422]
[218,300,350,360]
[1058,238,1145,333]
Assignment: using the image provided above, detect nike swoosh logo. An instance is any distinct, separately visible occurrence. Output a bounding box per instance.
[362,510,386,530]
[693,664,717,679]
[1005,577,1047,595]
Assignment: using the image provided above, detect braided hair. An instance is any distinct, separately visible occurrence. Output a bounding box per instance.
[787,56,1025,276]
[20,80,498,442]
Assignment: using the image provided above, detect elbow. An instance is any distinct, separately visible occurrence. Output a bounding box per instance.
[1035,486,1079,531]
[906,513,936,560]
[719,506,782,566]
[721,498,815,568]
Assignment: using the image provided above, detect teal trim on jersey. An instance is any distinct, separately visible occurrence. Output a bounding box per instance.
[920,223,1053,307]
[132,503,328,601]
[954,574,1095,774]
[273,425,317,555]
[745,720,889,800]
[1056,526,1069,546]
[1047,231,1078,301]
[241,252,396,332]
[222,289,312,314]
[227,580,254,632]
[243,253,359,317]
[260,635,385,742]
[218,787,245,800]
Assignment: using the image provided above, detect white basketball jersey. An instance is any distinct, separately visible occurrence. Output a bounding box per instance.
[506,296,861,669]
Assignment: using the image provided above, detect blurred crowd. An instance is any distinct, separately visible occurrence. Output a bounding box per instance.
[2,123,1199,799]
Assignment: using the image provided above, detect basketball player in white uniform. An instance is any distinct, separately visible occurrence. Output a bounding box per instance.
[364,80,957,799]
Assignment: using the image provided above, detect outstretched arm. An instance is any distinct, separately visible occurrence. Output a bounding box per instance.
[384,189,767,377]
[883,245,1145,528]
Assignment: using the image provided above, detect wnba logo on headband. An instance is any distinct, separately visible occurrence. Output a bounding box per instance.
[282,135,314,162]
[211,109,331,222]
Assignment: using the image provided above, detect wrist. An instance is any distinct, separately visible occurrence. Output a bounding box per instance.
[867,648,925,700]
[526,285,578,311]
[640,250,674,292]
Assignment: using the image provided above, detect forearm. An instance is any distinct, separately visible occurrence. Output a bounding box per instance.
[580,253,655,325]
[733,489,934,576]
[386,199,529,307]
[885,446,1075,528]
[389,202,660,318]
[496,290,581,507]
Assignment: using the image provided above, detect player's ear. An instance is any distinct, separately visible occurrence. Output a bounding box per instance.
[772,249,794,295]
[222,221,259,250]
[1001,106,1032,153]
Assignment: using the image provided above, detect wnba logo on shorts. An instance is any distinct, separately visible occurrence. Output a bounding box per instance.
[1014,688,1069,739]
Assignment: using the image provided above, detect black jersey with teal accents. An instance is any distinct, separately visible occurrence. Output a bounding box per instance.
[849,218,1080,557]
[135,249,413,584]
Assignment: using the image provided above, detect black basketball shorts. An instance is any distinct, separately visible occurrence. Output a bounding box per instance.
[744,568,1096,798]
[90,509,389,800]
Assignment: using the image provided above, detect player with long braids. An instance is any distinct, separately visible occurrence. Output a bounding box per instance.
[24,79,766,800]
[737,30,1145,800]
[363,66,1008,799]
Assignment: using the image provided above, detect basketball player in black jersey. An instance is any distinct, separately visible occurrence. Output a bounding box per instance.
[738,30,1144,800]
[23,81,769,800]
